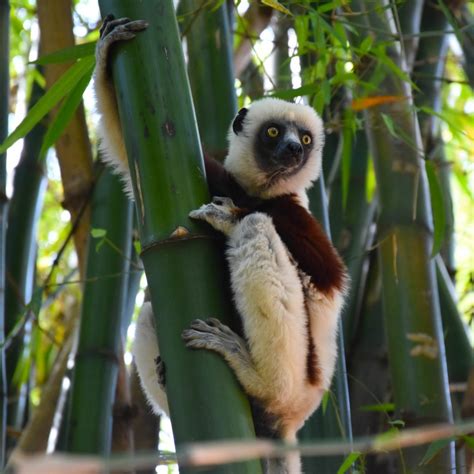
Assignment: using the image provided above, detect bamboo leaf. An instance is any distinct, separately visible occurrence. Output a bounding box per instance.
[425,161,446,257]
[352,95,405,111]
[91,228,107,238]
[40,65,94,159]
[381,113,398,138]
[39,64,94,160]
[420,437,454,465]
[31,41,96,65]
[337,451,361,474]
[365,154,376,202]
[360,402,395,412]
[0,55,96,154]
[270,83,319,100]
[261,0,292,16]
[321,390,329,414]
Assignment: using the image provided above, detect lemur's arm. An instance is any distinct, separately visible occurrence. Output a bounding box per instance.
[94,16,148,196]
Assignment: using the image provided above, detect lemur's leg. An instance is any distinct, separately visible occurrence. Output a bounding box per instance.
[132,302,169,416]
[187,199,308,407]
[94,15,148,195]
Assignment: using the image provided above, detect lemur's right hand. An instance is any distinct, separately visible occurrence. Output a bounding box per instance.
[95,15,148,79]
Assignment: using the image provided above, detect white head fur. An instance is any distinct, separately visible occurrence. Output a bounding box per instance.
[224,98,325,200]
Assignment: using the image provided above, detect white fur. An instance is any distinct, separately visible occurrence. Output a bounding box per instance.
[132,302,169,417]
[94,42,134,198]
[225,98,325,199]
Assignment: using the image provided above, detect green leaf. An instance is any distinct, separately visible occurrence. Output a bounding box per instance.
[40,65,94,160]
[365,154,376,202]
[425,161,446,257]
[91,228,107,239]
[31,41,96,65]
[270,83,319,100]
[381,113,397,138]
[133,239,142,256]
[321,390,330,415]
[463,435,474,450]
[420,437,454,466]
[360,402,395,413]
[337,451,361,474]
[0,55,96,154]
[261,0,292,16]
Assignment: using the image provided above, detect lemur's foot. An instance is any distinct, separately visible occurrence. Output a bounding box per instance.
[96,15,148,76]
[154,355,166,389]
[189,197,239,235]
[182,318,251,363]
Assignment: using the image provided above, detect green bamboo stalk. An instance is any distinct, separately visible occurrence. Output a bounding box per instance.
[0,0,9,466]
[5,76,47,448]
[329,132,376,347]
[274,16,292,91]
[396,0,424,72]
[349,2,455,471]
[413,1,455,274]
[97,2,259,473]
[436,256,472,385]
[181,0,236,157]
[64,163,133,454]
[346,253,393,473]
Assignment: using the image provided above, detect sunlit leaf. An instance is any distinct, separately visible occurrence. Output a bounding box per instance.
[261,0,292,16]
[337,451,361,474]
[270,83,319,100]
[40,65,94,160]
[425,161,446,257]
[0,55,96,154]
[365,154,377,202]
[31,41,96,65]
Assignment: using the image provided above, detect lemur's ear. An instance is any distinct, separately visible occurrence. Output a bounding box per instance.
[232,108,248,134]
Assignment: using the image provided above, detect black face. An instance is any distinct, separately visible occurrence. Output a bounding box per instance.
[253,120,314,183]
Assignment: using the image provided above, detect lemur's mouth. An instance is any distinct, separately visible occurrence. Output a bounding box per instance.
[264,159,306,189]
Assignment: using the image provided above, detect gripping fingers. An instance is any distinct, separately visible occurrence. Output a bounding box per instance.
[181,319,247,356]
[96,16,149,76]
[189,197,239,235]
[100,15,148,40]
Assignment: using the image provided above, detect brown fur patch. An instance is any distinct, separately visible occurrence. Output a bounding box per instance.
[303,295,320,385]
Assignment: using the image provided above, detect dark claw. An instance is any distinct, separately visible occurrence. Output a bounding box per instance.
[100,15,148,40]
[154,356,166,388]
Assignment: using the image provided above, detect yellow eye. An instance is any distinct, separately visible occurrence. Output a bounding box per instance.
[302,134,312,145]
[267,127,279,138]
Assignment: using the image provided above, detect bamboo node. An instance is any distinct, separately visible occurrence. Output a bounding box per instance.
[170,226,190,238]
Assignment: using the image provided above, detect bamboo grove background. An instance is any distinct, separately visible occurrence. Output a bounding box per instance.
[0,0,473,473]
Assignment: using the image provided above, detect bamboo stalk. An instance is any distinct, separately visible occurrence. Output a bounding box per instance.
[349,3,455,470]
[181,0,236,157]
[5,75,47,450]
[64,164,133,454]
[413,1,455,273]
[0,0,9,466]
[97,2,259,473]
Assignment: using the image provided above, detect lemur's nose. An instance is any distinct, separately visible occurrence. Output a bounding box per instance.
[286,141,303,155]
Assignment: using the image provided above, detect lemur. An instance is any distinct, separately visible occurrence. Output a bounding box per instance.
[95,15,348,474]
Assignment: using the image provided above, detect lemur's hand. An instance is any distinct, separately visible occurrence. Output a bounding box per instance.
[189,197,240,236]
[96,15,148,79]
